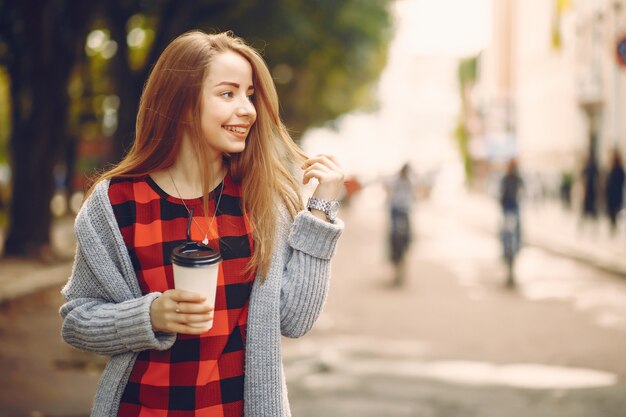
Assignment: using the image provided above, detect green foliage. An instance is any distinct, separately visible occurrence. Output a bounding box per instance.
[225,0,393,135]
[90,0,393,139]
[458,56,477,86]
[454,119,473,180]
[0,0,394,254]
[456,55,479,183]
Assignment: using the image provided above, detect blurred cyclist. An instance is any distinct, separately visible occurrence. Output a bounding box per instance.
[385,163,417,287]
[499,158,524,287]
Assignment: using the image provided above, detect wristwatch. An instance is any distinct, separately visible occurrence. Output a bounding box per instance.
[307,197,340,223]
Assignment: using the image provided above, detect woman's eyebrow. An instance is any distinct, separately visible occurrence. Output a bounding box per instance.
[214,81,254,90]
[215,81,239,88]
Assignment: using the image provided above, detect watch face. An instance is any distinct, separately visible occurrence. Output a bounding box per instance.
[328,200,340,220]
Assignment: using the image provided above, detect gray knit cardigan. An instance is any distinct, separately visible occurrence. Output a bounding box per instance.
[60,179,343,417]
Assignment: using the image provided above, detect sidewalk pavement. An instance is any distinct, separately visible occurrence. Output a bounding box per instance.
[0,216,75,304]
[0,192,625,305]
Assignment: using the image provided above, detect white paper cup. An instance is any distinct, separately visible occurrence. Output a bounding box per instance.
[171,242,222,329]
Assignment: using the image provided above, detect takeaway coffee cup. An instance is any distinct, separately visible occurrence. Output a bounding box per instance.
[170,241,222,329]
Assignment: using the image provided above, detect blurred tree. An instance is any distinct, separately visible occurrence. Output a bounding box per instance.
[0,0,94,257]
[456,56,478,183]
[101,0,392,160]
[220,0,392,137]
[0,0,392,257]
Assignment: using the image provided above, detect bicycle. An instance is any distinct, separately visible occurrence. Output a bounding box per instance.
[501,210,521,287]
[389,207,411,287]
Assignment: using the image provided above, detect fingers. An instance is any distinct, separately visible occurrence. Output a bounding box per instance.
[166,290,214,321]
[174,300,214,314]
[173,310,214,325]
[301,154,345,202]
[302,155,343,184]
[151,290,215,334]
[171,310,214,335]
[303,167,331,185]
[163,289,213,313]
[160,307,214,333]
[302,154,341,171]
[162,310,213,324]
[168,289,207,303]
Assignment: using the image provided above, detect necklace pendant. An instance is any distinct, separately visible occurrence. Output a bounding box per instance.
[202,236,209,245]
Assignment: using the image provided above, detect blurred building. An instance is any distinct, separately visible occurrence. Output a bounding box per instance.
[469,0,626,192]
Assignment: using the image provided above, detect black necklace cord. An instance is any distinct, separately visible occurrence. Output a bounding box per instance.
[186,207,194,242]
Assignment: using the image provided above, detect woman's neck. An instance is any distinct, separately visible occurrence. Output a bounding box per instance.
[168,160,225,197]
[152,138,226,199]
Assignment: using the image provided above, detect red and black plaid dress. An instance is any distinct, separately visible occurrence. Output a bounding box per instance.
[108,172,254,417]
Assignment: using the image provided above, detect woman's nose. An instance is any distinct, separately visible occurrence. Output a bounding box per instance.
[236,96,256,118]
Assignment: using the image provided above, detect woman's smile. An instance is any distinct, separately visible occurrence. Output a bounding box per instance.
[223,124,250,139]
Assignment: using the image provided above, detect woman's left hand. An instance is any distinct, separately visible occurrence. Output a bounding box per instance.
[302,154,345,201]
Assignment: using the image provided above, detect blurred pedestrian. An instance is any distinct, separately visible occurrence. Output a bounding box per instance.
[581,153,600,220]
[606,150,625,235]
[500,159,524,214]
[559,171,573,209]
[59,31,344,417]
[385,162,417,287]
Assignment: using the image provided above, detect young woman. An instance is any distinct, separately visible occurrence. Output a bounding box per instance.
[60,31,344,417]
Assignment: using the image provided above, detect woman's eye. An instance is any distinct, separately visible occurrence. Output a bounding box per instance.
[221,91,234,98]
[247,94,255,102]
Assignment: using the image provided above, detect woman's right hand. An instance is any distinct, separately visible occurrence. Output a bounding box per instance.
[150,289,215,335]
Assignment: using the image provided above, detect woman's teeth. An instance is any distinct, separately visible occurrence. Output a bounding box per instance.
[224,126,246,133]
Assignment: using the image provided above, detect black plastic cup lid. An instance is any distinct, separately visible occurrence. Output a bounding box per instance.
[171,242,222,267]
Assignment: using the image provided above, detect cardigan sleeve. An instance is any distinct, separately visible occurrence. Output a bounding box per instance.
[280,210,343,338]
[59,182,176,355]
[60,251,176,356]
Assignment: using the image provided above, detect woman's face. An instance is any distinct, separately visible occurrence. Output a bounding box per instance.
[200,50,257,157]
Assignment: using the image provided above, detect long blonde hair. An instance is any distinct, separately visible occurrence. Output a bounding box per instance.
[90,31,307,277]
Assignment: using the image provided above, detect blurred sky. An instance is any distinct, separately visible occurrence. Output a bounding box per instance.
[396,0,491,56]
[301,0,492,186]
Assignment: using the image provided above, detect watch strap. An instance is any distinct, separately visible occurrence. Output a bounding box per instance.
[307,197,339,222]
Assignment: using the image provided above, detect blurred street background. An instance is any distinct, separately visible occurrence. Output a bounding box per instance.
[2,0,626,416]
